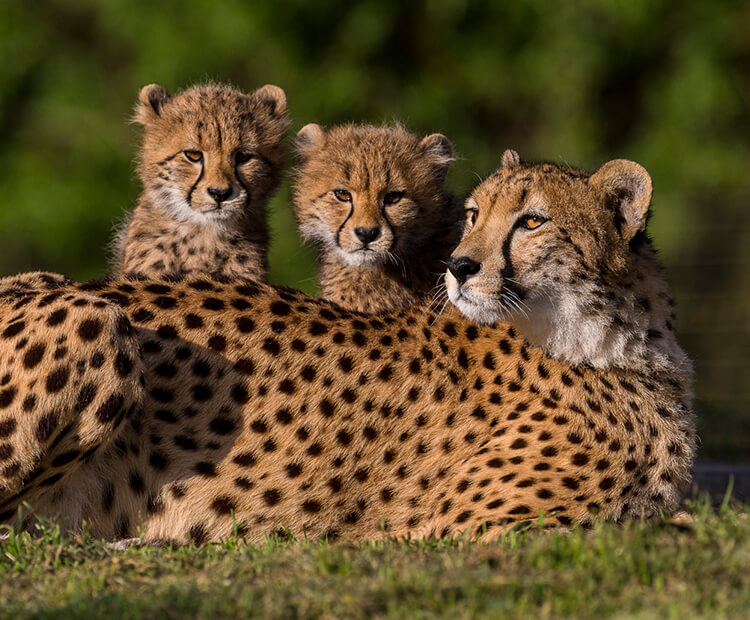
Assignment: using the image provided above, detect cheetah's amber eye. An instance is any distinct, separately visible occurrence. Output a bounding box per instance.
[521,215,547,230]
[466,208,478,226]
[384,191,404,205]
[333,189,352,202]
[235,151,254,164]
[184,150,203,163]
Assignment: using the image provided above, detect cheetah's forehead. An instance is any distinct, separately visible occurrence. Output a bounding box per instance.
[347,151,409,191]
[311,144,423,193]
[475,163,591,214]
[143,86,266,149]
[176,106,257,149]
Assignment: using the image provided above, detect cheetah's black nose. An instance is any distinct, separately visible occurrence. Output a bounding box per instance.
[208,186,232,204]
[448,256,481,284]
[355,226,381,244]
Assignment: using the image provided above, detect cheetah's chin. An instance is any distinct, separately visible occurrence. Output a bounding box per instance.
[337,248,389,267]
[450,296,504,325]
[195,200,247,219]
[447,279,505,325]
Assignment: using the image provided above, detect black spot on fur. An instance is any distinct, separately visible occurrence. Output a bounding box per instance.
[77,319,102,341]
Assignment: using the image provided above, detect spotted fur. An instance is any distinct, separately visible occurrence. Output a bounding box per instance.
[0,159,694,543]
[112,82,289,279]
[293,123,462,312]
[0,273,143,519]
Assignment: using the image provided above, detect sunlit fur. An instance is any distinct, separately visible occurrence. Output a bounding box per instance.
[0,267,695,543]
[447,152,691,377]
[112,82,289,279]
[0,155,695,545]
[293,123,462,312]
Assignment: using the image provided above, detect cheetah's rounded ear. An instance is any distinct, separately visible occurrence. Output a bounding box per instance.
[253,84,287,117]
[135,84,170,124]
[419,133,454,175]
[589,159,653,241]
[295,123,326,161]
[500,149,521,168]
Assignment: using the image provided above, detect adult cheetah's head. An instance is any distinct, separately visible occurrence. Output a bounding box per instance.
[293,123,454,267]
[446,150,653,326]
[134,82,289,222]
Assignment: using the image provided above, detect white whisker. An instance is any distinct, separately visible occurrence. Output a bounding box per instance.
[428,288,448,313]
[433,295,451,323]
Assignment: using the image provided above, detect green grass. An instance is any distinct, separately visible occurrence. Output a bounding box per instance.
[1,499,748,619]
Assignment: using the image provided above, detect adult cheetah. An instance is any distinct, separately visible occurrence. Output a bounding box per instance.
[0,155,694,543]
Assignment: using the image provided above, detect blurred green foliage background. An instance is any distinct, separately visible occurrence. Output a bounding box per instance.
[0,0,748,460]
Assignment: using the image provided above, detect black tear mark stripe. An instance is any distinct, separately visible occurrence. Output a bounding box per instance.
[186,160,205,206]
[500,220,524,283]
[336,201,355,249]
[500,212,548,298]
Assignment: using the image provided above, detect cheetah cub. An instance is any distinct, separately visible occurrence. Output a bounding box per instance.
[293,123,462,312]
[112,82,290,279]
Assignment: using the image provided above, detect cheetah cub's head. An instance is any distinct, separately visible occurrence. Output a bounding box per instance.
[293,124,454,267]
[447,151,685,371]
[135,82,289,222]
